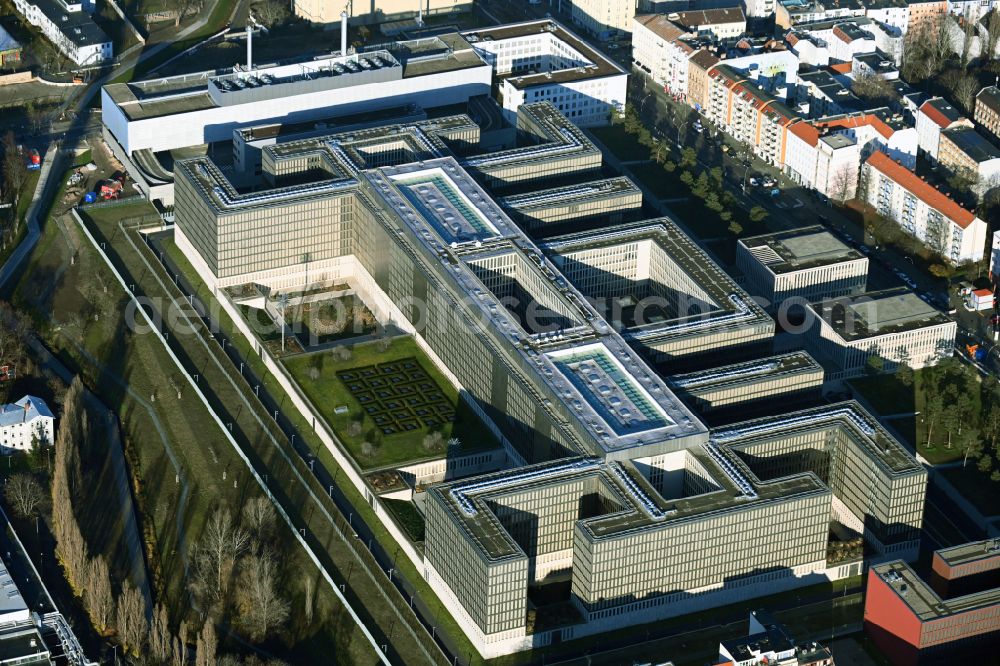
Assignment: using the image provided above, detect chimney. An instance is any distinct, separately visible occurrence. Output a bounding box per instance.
[246,23,252,71]
[417,0,423,26]
[341,11,348,57]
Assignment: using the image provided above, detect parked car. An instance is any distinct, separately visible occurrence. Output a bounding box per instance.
[749,178,759,187]
[762,177,776,187]
[858,245,871,255]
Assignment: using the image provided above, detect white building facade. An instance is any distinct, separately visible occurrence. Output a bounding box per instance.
[573,0,635,37]
[12,0,111,66]
[0,396,54,452]
[862,151,988,263]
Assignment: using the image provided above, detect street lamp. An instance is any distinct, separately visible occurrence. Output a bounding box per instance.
[277,293,290,352]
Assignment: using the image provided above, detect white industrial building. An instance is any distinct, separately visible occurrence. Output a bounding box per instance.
[12,0,110,66]
[862,151,988,263]
[0,396,54,453]
[807,288,957,378]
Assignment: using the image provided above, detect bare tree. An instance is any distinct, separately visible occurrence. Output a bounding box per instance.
[115,582,148,656]
[150,602,172,663]
[192,507,250,602]
[251,0,287,27]
[1,132,27,214]
[83,556,114,633]
[4,474,43,519]
[172,620,189,666]
[195,621,217,666]
[242,496,276,548]
[237,549,290,641]
[988,9,1000,59]
[953,73,980,114]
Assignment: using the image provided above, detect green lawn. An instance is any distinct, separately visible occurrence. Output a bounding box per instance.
[383,499,426,542]
[850,371,965,464]
[283,336,500,470]
[589,125,653,162]
[630,166,690,200]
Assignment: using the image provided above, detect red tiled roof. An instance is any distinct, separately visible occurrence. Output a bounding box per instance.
[788,120,820,145]
[866,151,977,229]
[817,113,894,139]
[828,62,853,74]
[633,14,685,42]
[919,99,963,129]
[974,288,993,297]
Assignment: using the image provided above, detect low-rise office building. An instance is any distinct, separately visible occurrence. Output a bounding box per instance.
[12,0,111,66]
[462,20,628,127]
[865,540,1000,666]
[807,287,957,377]
[862,150,987,263]
[0,396,54,452]
[737,226,868,309]
[500,177,643,232]
[669,351,824,418]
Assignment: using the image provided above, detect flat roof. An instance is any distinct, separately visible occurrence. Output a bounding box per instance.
[500,176,640,210]
[810,288,953,341]
[462,19,625,89]
[936,539,1000,568]
[31,0,108,47]
[740,225,863,274]
[670,351,823,393]
[941,126,1000,163]
[544,220,773,345]
[105,33,487,122]
[873,560,1000,621]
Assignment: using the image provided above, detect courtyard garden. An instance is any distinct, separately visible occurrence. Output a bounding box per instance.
[283,336,500,470]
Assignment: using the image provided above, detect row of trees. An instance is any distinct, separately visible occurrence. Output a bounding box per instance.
[46,377,294,663]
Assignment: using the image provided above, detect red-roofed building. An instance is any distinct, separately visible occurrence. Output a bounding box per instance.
[861,151,987,262]
[706,64,800,167]
[916,97,973,161]
[784,120,862,201]
[814,110,918,168]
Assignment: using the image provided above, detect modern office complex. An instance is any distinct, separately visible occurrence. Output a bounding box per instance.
[543,221,774,368]
[806,288,957,377]
[12,0,111,66]
[461,21,628,128]
[861,151,987,263]
[102,19,624,205]
[500,177,643,232]
[426,400,924,654]
[668,351,824,419]
[170,103,927,658]
[737,226,868,310]
[865,540,1000,666]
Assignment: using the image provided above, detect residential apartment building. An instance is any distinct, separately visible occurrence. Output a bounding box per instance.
[784,122,864,199]
[816,110,918,167]
[807,288,957,376]
[672,7,748,39]
[744,0,779,19]
[862,151,987,262]
[0,396,54,452]
[866,541,1000,666]
[573,0,635,38]
[974,85,1000,140]
[907,0,949,33]
[937,125,1000,188]
[687,48,721,110]
[706,64,800,167]
[915,97,972,160]
[293,0,470,24]
[632,15,698,96]
[12,0,111,66]
[738,226,868,308]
